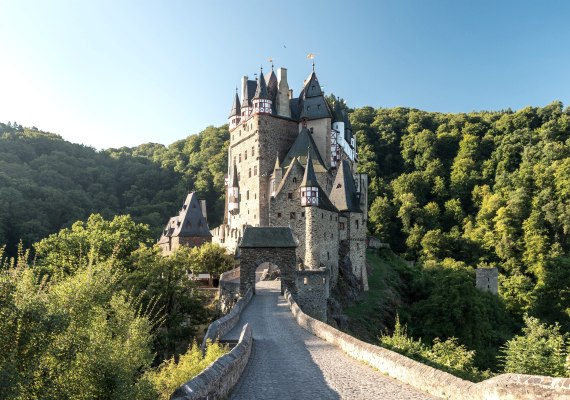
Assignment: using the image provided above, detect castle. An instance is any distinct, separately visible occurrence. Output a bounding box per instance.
[211,64,369,291]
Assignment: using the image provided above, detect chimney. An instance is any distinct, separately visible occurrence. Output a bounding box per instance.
[241,75,248,101]
[276,67,292,118]
[199,199,208,222]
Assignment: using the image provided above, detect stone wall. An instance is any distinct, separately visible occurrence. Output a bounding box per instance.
[305,206,340,286]
[172,324,253,400]
[294,269,329,321]
[269,161,307,259]
[284,290,570,400]
[218,267,241,314]
[239,246,297,296]
[476,267,499,294]
[201,287,253,351]
[304,117,332,169]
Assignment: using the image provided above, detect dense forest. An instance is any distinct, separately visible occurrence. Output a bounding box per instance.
[0,122,228,257]
[348,101,570,375]
[1,101,570,381]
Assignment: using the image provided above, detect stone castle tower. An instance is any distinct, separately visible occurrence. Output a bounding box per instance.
[212,65,369,291]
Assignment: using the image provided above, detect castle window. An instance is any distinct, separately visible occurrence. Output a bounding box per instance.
[239,153,242,162]
[321,213,324,219]
[331,233,333,238]
[245,150,247,160]
[293,177,297,183]
[304,277,308,285]
[310,127,314,133]
[356,219,359,229]
[327,252,330,260]
[249,168,251,178]
[301,212,305,218]
[277,212,282,218]
[336,183,342,188]
[254,166,257,176]
[324,232,326,239]
[339,222,345,230]
[357,243,360,250]
[233,156,236,165]
[288,193,292,200]
[252,146,255,156]
[246,190,249,200]
[290,212,295,219]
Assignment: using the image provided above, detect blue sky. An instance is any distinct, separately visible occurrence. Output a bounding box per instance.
[1,0,569,149]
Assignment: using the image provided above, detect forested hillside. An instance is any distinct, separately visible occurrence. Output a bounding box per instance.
[0,123,228,256]
[350,102,570,374]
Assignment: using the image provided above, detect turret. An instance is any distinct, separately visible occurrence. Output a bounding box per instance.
[228,90,241,131]
[228,164,239,215]
[300,150,319,207]
[252,68,272,114]
[276,67,291,118]
[266,66,278,106]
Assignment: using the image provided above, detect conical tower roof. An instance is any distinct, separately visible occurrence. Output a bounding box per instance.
[266,69,278,101]
[300,149,319,188]
[228,91,241,118]
[303,71,323,98]
[333,99,344,123]
[253,69,270,100]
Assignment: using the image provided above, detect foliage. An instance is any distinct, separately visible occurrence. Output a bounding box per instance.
[187,242,235,287]
[0,123,228,257]
[127,245,212,360]
[500,315,569,377]
[380,316,482,381]
[137,341,227,400]
[0,248,155,400]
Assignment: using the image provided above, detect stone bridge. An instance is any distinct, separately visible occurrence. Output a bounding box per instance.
[222,280,435,400]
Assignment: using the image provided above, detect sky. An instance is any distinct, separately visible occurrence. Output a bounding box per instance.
[1,0,569,150]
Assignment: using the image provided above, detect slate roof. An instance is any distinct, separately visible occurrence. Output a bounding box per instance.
[228,92,241,118]
[333,100,343,123]
[253,71,270,100]
[242,79,257,107]
[171,193,212,237]
[304,71,323,97]
[266,70,278,101]
[299,96,331,120]
[282,127,327,172]
[239,226,297,248]
[329,160,362,213]
[300,150,318,187]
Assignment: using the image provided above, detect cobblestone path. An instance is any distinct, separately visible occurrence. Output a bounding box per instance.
[224,280,437,400]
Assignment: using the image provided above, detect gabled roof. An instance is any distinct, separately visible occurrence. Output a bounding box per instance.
[253,70,270,100]
[299,96,331,120]
[239,226,297,248]
[329,160,362,213]
[171,193,212,238]
[282,127,327,172]
[229,92,241,118]
[300,150,318,187]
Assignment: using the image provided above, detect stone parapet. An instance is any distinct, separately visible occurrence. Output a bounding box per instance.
[172,324,253,400]
[201,287,253,351]
[284,289,570,400]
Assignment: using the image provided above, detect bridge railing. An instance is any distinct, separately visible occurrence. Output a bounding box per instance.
[284,289,570,400]
[201,286,252,352]
[172,323,253,400]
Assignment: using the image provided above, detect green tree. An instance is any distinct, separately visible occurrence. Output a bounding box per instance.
[501,315,568,377]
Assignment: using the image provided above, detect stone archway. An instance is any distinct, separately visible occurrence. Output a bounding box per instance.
[238,227,297,296]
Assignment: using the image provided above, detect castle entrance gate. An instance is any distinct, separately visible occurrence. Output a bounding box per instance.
[238,227,297,296]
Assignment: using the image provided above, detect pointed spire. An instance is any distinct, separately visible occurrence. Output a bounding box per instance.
[228,89,241,118]
[303,70,323,98]
[301,148,319,188]
[274,153,281,170]
[253,68,269,99]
